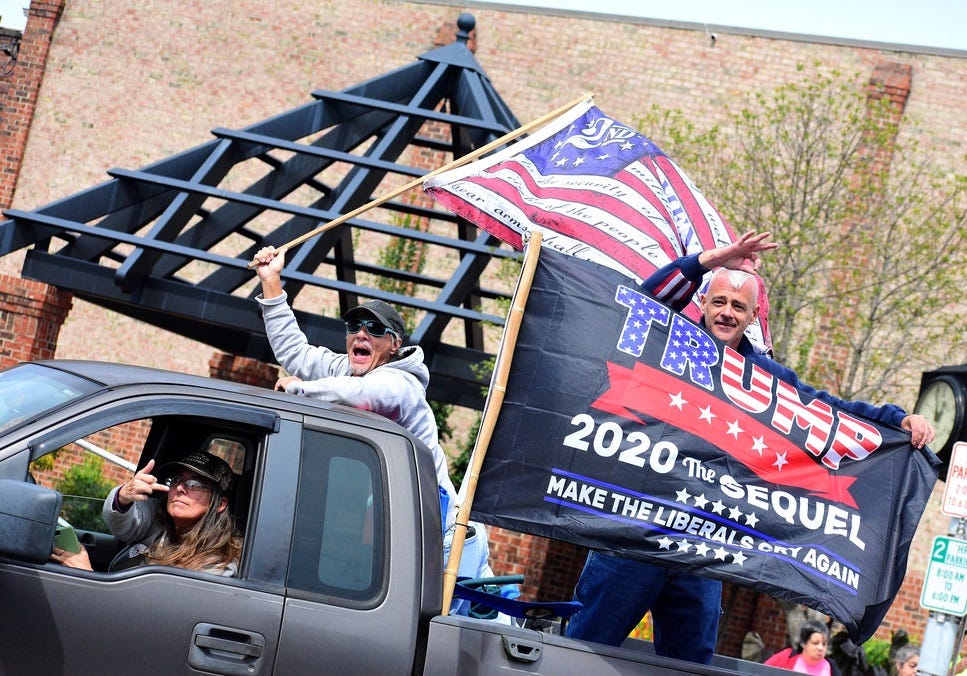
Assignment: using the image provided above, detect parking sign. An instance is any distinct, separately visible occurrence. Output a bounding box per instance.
[942,442,967,518]
[921,535,967,616]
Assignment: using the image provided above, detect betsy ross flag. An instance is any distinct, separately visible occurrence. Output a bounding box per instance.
[470,246,939,642]
[424,97,772,351]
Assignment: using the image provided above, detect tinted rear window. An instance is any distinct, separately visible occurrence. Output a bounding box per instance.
[288,430,384,605]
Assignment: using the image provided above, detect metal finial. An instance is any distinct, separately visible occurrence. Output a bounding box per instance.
[456,13,475,43]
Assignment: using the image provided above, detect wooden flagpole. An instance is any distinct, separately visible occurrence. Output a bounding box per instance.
[247,94,592,267]
[441,229,543,615]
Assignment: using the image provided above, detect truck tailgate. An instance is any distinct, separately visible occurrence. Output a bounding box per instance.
[422,615,776,675]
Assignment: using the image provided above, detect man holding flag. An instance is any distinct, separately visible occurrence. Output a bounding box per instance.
[563,231,936,664]
[424,98,937,654]
[251,245,497,615]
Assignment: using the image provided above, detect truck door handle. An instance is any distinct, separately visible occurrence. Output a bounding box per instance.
[195,634,262,657]
[502,634,542,664]
[189,622,266,675]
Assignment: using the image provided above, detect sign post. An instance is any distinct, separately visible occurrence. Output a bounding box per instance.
[920,443,967,676]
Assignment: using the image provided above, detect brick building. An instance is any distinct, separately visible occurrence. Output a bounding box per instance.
[0,0,964,659]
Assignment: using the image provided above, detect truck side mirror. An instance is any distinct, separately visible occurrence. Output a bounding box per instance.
[0,479,62,563]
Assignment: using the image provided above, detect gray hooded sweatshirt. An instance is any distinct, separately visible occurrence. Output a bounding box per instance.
[258,293,457,528]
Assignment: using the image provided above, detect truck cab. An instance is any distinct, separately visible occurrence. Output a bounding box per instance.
[0,360,443,675]
[0,360,786,676]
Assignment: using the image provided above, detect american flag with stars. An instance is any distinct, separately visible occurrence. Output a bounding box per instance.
[425,96,772,352]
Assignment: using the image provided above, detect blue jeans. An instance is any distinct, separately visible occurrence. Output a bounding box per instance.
[565,551,722,664]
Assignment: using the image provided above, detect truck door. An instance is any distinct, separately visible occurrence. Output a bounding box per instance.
[0,397,286,676]
[271,421,433,675]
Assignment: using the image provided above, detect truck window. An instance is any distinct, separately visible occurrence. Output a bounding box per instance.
[288,430,384,605]
[31,412,260,574]
[0,363,100,434]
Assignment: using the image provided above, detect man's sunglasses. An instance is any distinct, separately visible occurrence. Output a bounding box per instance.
[345,319,398,338]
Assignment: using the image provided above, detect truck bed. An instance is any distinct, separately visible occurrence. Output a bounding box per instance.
[424,615,790,675]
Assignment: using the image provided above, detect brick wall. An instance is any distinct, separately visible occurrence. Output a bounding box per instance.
[0,0,963,656]
[0,1,63,209]
[0,273,71,368]
[30,419,150,491]
[6,1,962,382]
[208,351,278,388]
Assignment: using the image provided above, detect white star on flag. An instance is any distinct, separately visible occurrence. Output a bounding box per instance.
[668,391,687,410]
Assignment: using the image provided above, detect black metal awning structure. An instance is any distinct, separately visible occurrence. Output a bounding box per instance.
[0,14,521,409]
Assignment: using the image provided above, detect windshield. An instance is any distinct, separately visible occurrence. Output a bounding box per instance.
[0,363,100,433]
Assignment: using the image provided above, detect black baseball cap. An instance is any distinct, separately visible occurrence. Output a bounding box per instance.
[159,451,235,494]
[343,300,406,341]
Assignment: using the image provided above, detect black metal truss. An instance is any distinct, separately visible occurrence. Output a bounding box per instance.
[0,14,520,409]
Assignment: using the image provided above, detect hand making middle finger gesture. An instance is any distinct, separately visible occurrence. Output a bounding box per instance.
[117,458,169,508]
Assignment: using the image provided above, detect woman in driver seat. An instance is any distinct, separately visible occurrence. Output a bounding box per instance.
[52,450,241,576]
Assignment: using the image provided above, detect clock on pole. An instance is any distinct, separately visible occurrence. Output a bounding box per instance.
[916,367,967,480]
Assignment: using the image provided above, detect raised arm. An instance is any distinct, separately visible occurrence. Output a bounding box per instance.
[698,230,777,273]
[642,230,776,312]
[253,245,286,300]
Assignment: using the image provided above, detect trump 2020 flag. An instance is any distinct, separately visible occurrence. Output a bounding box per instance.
[471,246,939,642]
[424,97,772,352]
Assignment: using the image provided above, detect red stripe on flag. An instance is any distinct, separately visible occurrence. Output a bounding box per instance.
[644,155,735,251]
[464,169,677,275]
[613,166,685,250]
[426,187,525,249]
[486,159,683,258]
[591,361,859,508]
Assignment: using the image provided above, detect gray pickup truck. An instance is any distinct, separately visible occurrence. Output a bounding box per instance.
[0,360,779,675]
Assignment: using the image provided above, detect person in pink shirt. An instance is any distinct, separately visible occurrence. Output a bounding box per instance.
[764,620,842,676]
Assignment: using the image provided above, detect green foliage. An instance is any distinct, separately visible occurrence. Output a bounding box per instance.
[54,455,114,532]
[862,637,891,670]
[638,63,967,403]
[449,357,495,486]
[450,412,480,489]
[29,452,57,473]
[430,399,454,444]
[376,211,428,329]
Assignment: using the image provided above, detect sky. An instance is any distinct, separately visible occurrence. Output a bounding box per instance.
[484,0,965,52]
[0,0,24,30]
[0,1,963,51]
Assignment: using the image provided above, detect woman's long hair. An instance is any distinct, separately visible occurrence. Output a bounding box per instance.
[146,486,241,573]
